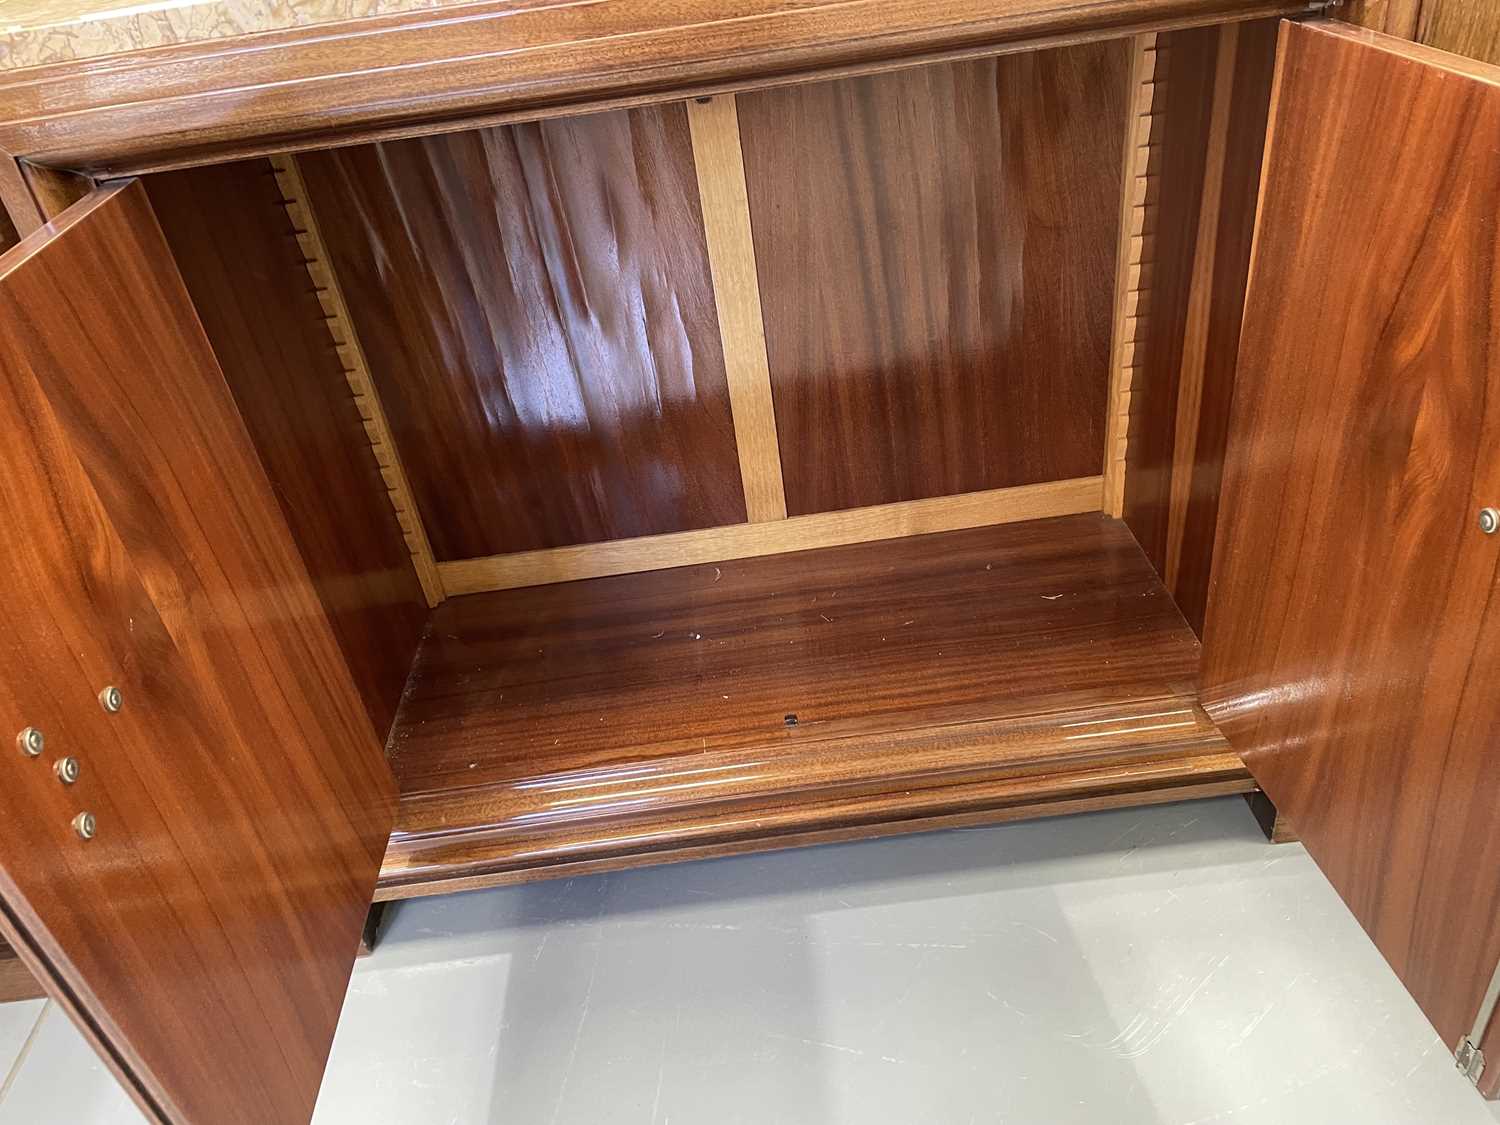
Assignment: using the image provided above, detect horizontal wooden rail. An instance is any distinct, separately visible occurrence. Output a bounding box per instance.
[0,0,1326,175]
[438,476,1104,593]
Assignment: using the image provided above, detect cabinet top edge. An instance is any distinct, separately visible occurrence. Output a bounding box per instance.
[0,0,1319,176]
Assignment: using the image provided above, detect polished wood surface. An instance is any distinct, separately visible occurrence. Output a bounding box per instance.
[300,107,747,562]
[0,154,41,236]
[1420,0,1500,64]
[686,95,788,524]
[739,44,1126,515]
[273,155,445,608]
[1202,21,1500,1053]
[1164,18,1276,636]
[0,182,395,1124]
[0,0,1323,177]
[0,935,43,1003]
[1341,0,1424,37]
[438,475,1103,593]
[1123,19,1275,635]
[19,161,91,219]
[145,160,429,739]
[381,513,1248,895]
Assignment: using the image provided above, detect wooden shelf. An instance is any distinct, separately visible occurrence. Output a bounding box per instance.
[378,513,1251,898]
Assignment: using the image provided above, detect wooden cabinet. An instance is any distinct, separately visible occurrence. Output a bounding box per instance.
[1,4,1499,1120]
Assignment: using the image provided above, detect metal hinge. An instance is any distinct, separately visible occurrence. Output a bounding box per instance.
[1456,952,1500,1086]
[1457,1037,1485,1084]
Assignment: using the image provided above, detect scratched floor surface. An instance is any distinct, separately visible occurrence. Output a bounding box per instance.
[0,796,1494,1123]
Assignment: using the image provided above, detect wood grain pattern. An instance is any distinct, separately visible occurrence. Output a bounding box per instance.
[1162,24,1240,593]
[19,161,91,219]
[1122,19,1276,635]
[1342,0,1425,37]
[1165,18,1277,636]
[271,154,445,608]
[1420,0,1500,64]
[0,0,1325,177]
[686,94,788,524]
[0,935,43,1003]
[739,43,1127,516]
[299,107,748,561]
[0,154,40,236]
[382,512,1248,896]
[0,182,395,1123]
[1201,20,1500,1055]
[144,160,430,740]
[1103,34,1159,517]
[438,475,1103,593]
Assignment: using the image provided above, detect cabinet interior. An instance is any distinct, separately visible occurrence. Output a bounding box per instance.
[137,22,1278,899]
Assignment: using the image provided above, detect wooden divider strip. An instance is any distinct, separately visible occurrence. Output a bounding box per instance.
[438,476,1103,593]
[269,155,445,607]
[1103,33,1159,517]
[1163,23,1238,589]
[686,94,789,524]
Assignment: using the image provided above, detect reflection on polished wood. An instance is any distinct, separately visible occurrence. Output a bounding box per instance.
[0,182,395,1124]
[1202,21,1500,1056]
[738,44,1126,515]
[1123,19,1276,636]
[438,475,1103,593]
[380,513,1250,897]
[145,159,430,738]
[299,106,746,561]
[0,0,1325,176]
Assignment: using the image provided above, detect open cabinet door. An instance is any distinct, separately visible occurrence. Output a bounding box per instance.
[0,181,396,1123]
[1202,20,1500,1079]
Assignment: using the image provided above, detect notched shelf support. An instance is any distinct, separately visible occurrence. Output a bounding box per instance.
[268,155,445,607]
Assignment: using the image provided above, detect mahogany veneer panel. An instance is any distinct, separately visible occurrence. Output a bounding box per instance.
[299,107,746,561]
[738,44,1125,515]
[1122,20,1277,635]
[145,160,427,738]
[0,0,1325,176]
[0,183,395,1124]
[0,936,42,1003]
[381,513,1251,895]
[1202,22,1500,1053]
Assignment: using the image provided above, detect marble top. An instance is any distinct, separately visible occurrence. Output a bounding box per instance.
[0,0,473,71]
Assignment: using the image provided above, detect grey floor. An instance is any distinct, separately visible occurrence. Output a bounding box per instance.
[0,796,1496,1124]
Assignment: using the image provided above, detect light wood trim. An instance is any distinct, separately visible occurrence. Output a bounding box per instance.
[1103,34,1159,517]
[269,155,445,607]
[438,476,1103,593]
[1163,23,1239,589]
[687,94,788,524]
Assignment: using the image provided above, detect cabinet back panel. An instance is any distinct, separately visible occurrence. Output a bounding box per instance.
[298,104,747,561]
[144,160,428,739]
[737,42,1126,516]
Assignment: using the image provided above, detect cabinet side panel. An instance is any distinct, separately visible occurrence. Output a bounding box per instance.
[737,42,1126,516]
[1419,0,1500,65]
[1120,27,1216,577]
[1121,20,1276,635]
[145,161,428,739]
[1202,22,1500,1050]
[298,104,747,561]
